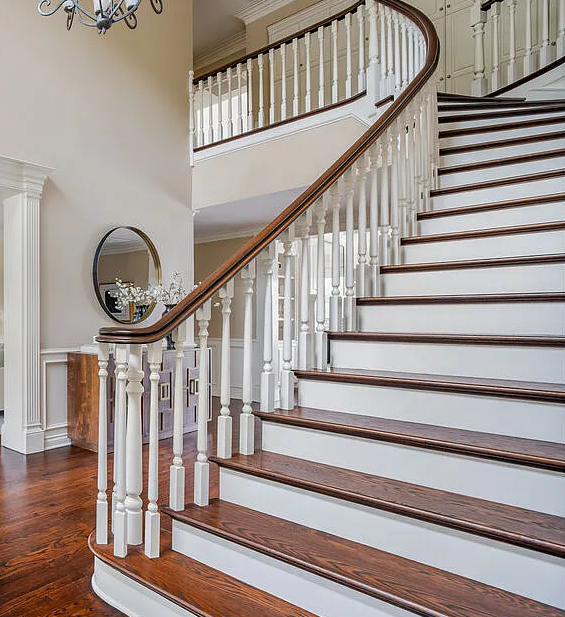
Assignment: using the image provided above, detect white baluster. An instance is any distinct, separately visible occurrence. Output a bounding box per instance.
[401,16,408,89]
[507,0,518,82]
[414,32,421,76]
[415,103,423,216]
[198,80,205,146]
[356,157,368,298]
[236,63,243,134]
[247,59,254,131]
[261,245,276,411]
[318,26,325,108]
[216,71,224,142]
[194,303,211,507]
[386,7,394,93]
[390,128,400,265]
[470,0,487,96]
[380,5,388,91]
[369,145,380,296]
[217,279,234,459]
[407,21,415,82]
[280,229,295,410]
[394,10,401,93]
[357,5,366,92]
[269,49,276,124]
[491,3,501,90]
[207,76,214,144]
[125,344,143,546]
[540,0,551,66]
[227,67,234,138]
[113,344,128,558]
[96,342,109,545]
[523,0,534,76]
[398,112,408,241]
[367,0,380,100]
[344,167,356,331]
[332,19,339,103]
[144,341,163,559]
[281,43,288,120]
[240,262,256,455]
[258,53,265,128]
[297,212,312,370]
[292,38,300,116]
[558,0,565,57]
[345,12,353,98]
[330,183,342,331]
[188,71,195,166]
[305,31,312,112]
[379,139,390,267]
[315,197,328,369]
[170,324,187,511]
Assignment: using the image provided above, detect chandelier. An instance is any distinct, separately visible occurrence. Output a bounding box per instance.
[38,0,163,34]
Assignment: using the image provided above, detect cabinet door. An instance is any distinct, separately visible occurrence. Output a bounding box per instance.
[445,1,475,94]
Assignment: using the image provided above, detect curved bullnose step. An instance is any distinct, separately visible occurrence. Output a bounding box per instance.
[89,531,316,617]
[165,500,565,617]
[209,452,565,558]
[255,407,565,472]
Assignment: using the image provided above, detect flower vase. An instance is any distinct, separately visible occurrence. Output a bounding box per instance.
[162,304,176,350]
[133,304,149,323]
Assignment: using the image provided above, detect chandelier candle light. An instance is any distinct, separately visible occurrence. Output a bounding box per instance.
[37,0,163,34]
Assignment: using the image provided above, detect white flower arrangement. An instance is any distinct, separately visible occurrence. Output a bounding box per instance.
[111,279,150,310]
[147,272,187,306]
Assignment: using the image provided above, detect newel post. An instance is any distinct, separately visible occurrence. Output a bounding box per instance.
[470,0,487,96]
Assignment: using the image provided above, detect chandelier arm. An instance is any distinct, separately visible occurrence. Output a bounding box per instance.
[74,8,99,26]
[73,2,98,22]
[150,0,163,15]
[116,3,138,29]
[66,6,75,29]
[38,0,72,17]
[108,0,129,20]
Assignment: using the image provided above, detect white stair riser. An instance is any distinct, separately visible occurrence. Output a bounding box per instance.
[417,202,565,234]
[439,111,565,131]
[261,422,565,515]
[431,176,565,210]
[440,137,565,166]
[172,521,407,617]
[219,469,565,609]
[438,157,565,188]
[329,339,564,383]
[382,263,565,296]
[439,121,565,147]
[402,229,565,263]
[357,302,565,336]
[297,379,565,442]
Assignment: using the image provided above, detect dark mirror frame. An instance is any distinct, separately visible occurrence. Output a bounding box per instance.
[93,226,162,325]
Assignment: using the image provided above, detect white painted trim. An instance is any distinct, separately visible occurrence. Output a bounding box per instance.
[208,337,261,401]
[235,0,296,25]
[194,225,262,245]
[194,32,247,74]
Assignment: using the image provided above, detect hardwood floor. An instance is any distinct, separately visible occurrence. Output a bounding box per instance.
[0,400,247,616]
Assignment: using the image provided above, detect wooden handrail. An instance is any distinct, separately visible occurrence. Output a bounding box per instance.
[480,0,504,11]
[97,0,440,344]
[195,0,365,83]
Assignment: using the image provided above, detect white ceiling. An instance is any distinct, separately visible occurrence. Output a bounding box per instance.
[193,0,256,58]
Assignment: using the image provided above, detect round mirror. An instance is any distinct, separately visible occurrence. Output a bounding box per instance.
[93,227,162,324]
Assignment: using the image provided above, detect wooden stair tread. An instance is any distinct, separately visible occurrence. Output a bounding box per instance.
[417,193,565,220]
[209,452,565,557]
[437,93,526,102]
[439,131,565,156]
[294,366,565,404]
[438,148,565,176]
[439,101,565,111]
[356,292,565,305]
[89,530,316,617]
[165,500,565,617]
[255,406,565,471]
[439,115,565,138]
[380,252,565,274]
[430,169,565,197]
[328,331,565,347]
[402,220,565,244]
[438,105,565,123]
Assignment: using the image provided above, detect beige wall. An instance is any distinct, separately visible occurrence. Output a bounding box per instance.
[195,236,253,339]
[97,249,151,289]
[0,0,193,349]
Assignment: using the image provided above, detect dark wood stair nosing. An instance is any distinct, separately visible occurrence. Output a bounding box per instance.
[439,101,565,112]
[438,106,565,124]
[356,293,565,305]
[439,115,565,139]
[439,130,565,156]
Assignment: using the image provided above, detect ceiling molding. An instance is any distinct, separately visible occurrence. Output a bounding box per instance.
[194,31,247,74]
[194,226,260,245]
[235,0,296,25]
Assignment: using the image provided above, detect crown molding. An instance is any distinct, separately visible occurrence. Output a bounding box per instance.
[235,0,295,25]
[194,31,247,74]
[0,156,54,199]
[194,226,260,245]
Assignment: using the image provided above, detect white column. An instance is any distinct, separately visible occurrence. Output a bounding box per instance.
[470,1,487,96]
[280,229,295,410]
[113,343,129,558]
[226,68,233,138]
[239,262,256,455]
[297,212,313,371]
[369,145,380,296]
[170,323,187,511]
[194,303,211,507]
[318,25,326,108]
[260,245,276,411]
[281,43,288,120]
[329,183,342,331]
[292,37,300,116]
[96,342,110,545]
[367,0,380,100]
[540,0,552,66]
[558,0,565,57]
[145,341,163,559]
[357,5,366,92]
[345,12,353,98]
[507,0,519,82]
[491,3,501,90]
[344,168,356,331]
[247,59,254,131]
[217,279,234,459]
[236,62,244,134]
[216,71,223,141]
[523,0,535,76]
[258,53,265,128]
[356,158,368,298]
[331,19,339,103]
[188,71,195,166]
[315,197,328,369]
[305,31,312,112]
